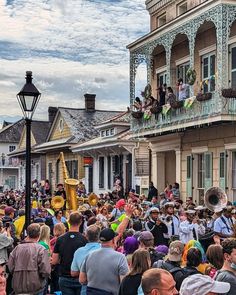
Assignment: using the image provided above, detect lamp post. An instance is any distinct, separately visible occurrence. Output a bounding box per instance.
[17,71,41,229]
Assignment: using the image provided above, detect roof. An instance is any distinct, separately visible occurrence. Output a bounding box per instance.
[47,107,123,144]
[0,119,24,143]
[95,110,131,129]
[71,129,134,152]
[31,121,51,145]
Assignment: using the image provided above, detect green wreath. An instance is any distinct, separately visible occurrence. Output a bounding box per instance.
[186,68,196,86]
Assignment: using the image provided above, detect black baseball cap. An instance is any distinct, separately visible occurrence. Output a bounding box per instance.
[99,228,118,242]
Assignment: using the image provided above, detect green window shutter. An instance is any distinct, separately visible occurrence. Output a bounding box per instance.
[219,152,227,190]
[186,155,192,197]
[204,152,213,190]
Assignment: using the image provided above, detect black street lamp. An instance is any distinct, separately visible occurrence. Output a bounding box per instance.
[17,71,41,229]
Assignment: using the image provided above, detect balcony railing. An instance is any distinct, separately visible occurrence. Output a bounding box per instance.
[131,92,231,135]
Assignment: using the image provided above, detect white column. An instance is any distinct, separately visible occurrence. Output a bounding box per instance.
[175,150,182,185]
[156,152,166,192]
[152,152,157,187]
[85,165,89,194]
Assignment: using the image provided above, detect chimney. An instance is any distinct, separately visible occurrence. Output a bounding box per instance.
[48,106,58,123]
[84,93,96,112]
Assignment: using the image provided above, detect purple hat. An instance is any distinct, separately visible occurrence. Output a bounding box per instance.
[124,236,139,255]
[155,245,169,255]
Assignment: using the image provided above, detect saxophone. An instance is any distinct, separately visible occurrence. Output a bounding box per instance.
[58,152,80,211]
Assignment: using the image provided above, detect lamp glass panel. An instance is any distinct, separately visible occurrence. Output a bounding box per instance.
[19,94,38,112]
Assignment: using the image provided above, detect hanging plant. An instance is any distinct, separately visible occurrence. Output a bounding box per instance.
[131,111,143,119]
[222,88,236,98]
[196,92,212,101]
[186,68,197,86]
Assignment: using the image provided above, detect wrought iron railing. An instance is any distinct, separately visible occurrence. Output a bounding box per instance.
[132,92,227,134]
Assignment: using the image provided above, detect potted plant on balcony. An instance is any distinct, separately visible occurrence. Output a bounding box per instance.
[196,91,212,102]
[222,88,236,98]
[186,68,197,86]
[170,100,184,109]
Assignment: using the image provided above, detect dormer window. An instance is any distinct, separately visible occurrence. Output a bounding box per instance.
[177,1,187,16]
[157,13,166,28]
[101,128,115,138]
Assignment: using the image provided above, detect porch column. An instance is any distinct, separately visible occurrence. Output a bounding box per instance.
[175,149,182,185]
[188,32,195,97]
[85,165,89,193]
[165,47,171,86]
[151,152,157,188]
[146,54,154,84]
[156,152,166,192]
[216,6,229,93]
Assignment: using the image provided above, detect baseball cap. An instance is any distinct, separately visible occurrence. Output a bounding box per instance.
[164,202,175,208]
[139,231,154,241]
[149,207,159,213]
[99,228,118,242]
[168,240,184,262]
[4,206,15,215]
[185,209,196,214]
[180,274,230,295]
[115,199,126,208]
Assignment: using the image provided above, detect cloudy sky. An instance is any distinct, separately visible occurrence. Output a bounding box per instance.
[0,0,149,123]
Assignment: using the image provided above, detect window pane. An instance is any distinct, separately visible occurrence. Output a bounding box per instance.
[232,72,236,89]
[232,152,236,188]
[232,47,236,70]
[203,58,208,78]
[210,55,215,76]
[99,157,104,188]
[187,156,191,178]
[220,153,225,178]
[198,154,205,188]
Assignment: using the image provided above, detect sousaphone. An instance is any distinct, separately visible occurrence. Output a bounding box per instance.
[204,187,227,212]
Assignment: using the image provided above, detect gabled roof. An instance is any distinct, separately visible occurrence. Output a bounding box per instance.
[0,119,24,143]
[94,110,131,129]
[9,120,51,156]
[31,121,51,145]
[46,107,123,144]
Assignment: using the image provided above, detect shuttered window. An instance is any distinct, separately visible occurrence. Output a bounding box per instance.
[186,155,192,197]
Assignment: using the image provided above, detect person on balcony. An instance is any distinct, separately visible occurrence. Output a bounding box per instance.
[166,87,177,105]
[177,78,188,101]
[133,97,142,112]
[158,83,167,106]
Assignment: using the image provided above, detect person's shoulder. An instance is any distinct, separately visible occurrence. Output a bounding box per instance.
[216,270,236,281]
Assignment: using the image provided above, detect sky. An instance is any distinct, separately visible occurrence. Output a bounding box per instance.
[0,0,149,124]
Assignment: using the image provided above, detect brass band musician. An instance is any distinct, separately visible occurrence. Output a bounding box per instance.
[162,202,180,240]
[214,207,235,239]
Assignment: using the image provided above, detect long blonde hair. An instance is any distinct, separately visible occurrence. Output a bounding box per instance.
[39,224,50,246]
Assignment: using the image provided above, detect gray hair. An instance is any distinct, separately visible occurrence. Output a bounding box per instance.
[86,224,101,242]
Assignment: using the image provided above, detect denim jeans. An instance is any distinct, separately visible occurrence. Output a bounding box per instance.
[81,285,87,295]
[59,276,82,295]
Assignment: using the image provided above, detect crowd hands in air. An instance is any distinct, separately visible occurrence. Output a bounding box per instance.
[0,178,236,294]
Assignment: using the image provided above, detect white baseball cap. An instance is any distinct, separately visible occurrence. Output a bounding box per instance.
[180,274,230,295]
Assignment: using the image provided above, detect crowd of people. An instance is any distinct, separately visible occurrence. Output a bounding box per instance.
[0,179,236,294]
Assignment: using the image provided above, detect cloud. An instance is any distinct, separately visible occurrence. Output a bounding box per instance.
[0,0,149,121]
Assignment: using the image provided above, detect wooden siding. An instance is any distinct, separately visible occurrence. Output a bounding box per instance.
[49,114,72,141]
[46,152,85,191]
[18,126,36,150]
[135,143,149,176]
